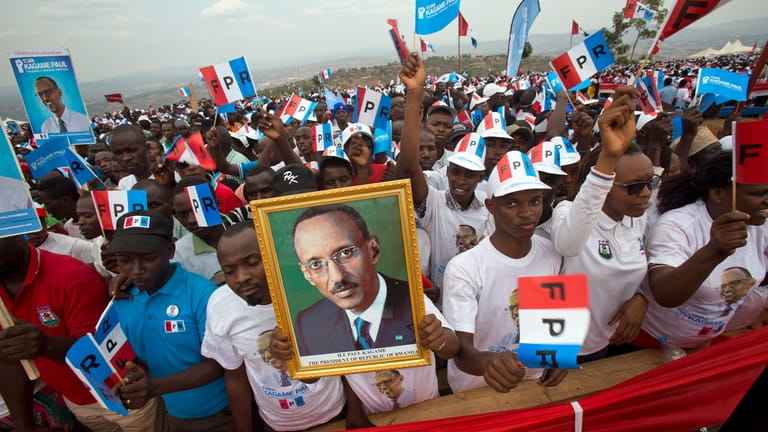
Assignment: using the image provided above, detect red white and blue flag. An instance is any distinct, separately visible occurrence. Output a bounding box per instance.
[318,68,332,83]
[199,56,256,106]
[387,18,410,63]
[312,122,334,152]
[517,274,590,370]
[179,86,191,97]
[184,184,223,227]
[354,88,392,131]
[624,0,656,21]
[278,94,317,123]
[165,131,216,170]
[550,31,615,90]
[92,190,148,231]
[636,76,660,115]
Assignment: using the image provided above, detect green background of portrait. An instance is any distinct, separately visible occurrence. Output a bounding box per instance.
[267,195,407,323]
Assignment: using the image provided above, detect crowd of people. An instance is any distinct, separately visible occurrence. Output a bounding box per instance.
[0,48,766,432]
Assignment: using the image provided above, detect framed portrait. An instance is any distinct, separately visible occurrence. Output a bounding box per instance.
[250,179,430,379]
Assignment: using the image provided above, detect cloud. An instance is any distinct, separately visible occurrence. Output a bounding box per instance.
[201,0,255,17]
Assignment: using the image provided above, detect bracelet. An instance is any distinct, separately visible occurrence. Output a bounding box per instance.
[434,339,447,352]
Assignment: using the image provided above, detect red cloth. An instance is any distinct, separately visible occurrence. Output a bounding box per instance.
[354,327,768,432]
[353,163,387,185]
[0,245,109,405]
[214,182,245,214]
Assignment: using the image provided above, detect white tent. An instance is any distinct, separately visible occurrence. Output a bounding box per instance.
[688,47,719,58]
[716,40,753,55]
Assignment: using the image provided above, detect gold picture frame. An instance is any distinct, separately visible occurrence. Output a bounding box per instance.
[250,179,429,380]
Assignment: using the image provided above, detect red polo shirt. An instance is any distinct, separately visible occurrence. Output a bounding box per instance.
[0,245,109,405]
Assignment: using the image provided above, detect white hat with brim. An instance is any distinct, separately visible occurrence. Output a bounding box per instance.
[447,133,486,172]
[341,123,373,147]
[487,151,551,198]
[528,141,566,176]
[550,136,580,166]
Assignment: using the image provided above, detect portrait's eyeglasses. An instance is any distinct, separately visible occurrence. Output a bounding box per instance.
[36,88,57,98]
[721,279,753,290]
[614,175,661,196]
[301,244,362,276]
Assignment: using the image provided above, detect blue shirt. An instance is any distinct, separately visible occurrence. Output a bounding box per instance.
[114,263,228,419]
[659,85,677,105]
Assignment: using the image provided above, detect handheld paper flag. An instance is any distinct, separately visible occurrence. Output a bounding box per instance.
[199,56,256,107]
[624,0,656,21]
[184,183,223,227]
[312,122,334,152]
[517,274,590,370]
[696,68,749,102]
[279,94,317,123]
[550,31,615,90]
[179,86,191,97]
[733,119,768,184]
[92,190,148,231]
[387,19,410,63]
[354,88,392,132]
[165,131,216,170]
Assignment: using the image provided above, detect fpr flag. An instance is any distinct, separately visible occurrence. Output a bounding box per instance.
[312,122,334,152]
[506,0,540,81]
[624,0,656,21]
[92,190,148,231]
[696,68,749,102]
[517,274,590,370]
[278,94,317,123]
[733,119,768,184]
[636,76,660,115]
[387,19,410,63]
[659,0,728,42]
[199,56,256,107]
[164,131,216,170]
[415,0,460,35]
[550,31,615,90]
[185,184,223,227]
[179,86,191,97]
[354,88,392,132]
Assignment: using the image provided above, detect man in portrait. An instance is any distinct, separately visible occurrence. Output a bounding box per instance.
[292,204,415,356]
[35,76,91,134]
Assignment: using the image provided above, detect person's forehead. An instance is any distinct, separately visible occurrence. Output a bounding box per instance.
[218,229,259,258]
[173,192,193,209]
[111,133,143,150]
[35,78,55,89]
[295,212,359,242]
[427,112,453,122]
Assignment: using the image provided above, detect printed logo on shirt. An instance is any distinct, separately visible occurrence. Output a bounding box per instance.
[36,306,59,328]
[598,240,613,259]
[166,304,179,317]
[164,320,186,333]
[278,396,305,409]
[637,237,645,255]
[123,215,150,229]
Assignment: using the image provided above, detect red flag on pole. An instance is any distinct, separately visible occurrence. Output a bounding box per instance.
[420,38,428,53]
[571,20,580,35]
[104,93,124,104]
[733,119,768,184]
[458,12,469,37]
[659,0,727,42]
[387,18,410,63]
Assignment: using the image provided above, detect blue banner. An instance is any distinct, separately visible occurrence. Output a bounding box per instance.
[506,0,541,78]
[0,130,40,238]
[696,68,749,102]
[415,0,460,35]
[8,48,95,145]
[23,136,70,179]
[373,120,392,157]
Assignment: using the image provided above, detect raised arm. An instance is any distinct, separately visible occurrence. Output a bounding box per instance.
[254,112,302,166]
[394,52,429,206]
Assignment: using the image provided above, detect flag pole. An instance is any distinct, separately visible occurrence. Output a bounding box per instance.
[457,18,462,74]
[733,40,768,117]
[569,33,573,49]
[731,119,737,211]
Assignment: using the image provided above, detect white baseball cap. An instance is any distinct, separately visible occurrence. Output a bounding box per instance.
[549,136,580,167]
[528,141,566,176]
[341,123,372,147]
[487,151,550,198]
[448,133,486,172]
[476,112,512,140]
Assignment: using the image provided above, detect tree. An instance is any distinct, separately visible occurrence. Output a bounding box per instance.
[522,41,533,59]
[601,0,668,62]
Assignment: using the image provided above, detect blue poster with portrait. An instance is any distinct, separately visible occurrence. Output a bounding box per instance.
[0,130,41,238]
[8,48,95,145]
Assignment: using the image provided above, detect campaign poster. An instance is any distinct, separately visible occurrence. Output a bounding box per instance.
[0,130,41,238]
[8,48,95,145]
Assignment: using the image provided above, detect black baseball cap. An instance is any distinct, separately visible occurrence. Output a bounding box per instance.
[105,210,173,255]
[448,123,472,143]
[273,164,318,196]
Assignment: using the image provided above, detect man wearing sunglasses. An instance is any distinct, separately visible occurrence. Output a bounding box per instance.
[291,204,415,356]
[35,76,91,134]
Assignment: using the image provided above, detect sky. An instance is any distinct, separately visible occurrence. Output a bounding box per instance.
[0,0,764,87]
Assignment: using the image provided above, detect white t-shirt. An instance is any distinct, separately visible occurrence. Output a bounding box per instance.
[38,231,93,264]
[63,219,85,240]
[642,200,768,348]
[344,296,449,413]
[201,286,345,431]
[546,169,649,355]
[417,185,489,290]
[443,236,561,393]
[90,236,117,278]
[172,233,221,281]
